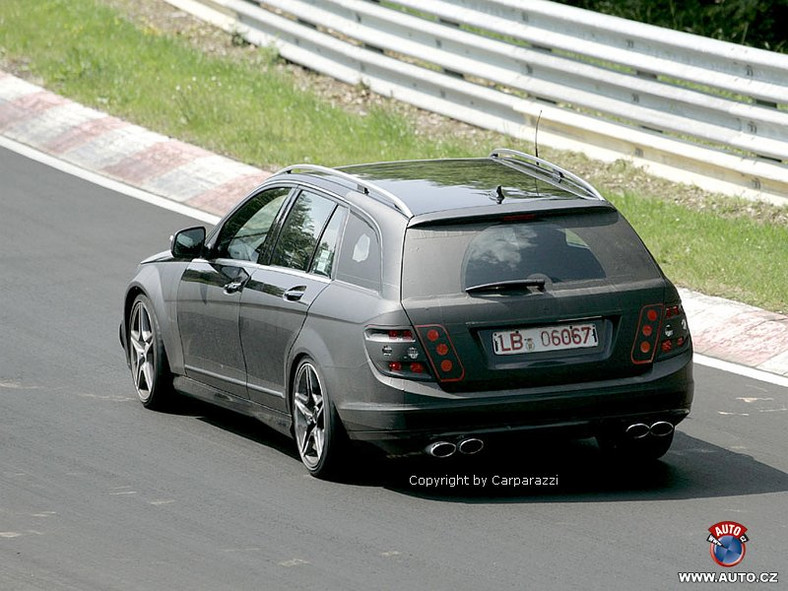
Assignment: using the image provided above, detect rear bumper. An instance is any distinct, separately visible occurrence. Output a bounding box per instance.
[339,350,693,453]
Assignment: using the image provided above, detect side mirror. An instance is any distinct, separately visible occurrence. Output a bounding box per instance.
[170,226,206,259]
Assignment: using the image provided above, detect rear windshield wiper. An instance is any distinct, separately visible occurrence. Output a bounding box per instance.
[465,278,546,293]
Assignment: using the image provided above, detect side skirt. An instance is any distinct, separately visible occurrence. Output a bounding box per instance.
[172,375,293,438]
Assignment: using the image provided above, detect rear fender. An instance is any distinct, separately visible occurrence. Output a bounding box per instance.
[287,290,415,422]
[286,324,337,415]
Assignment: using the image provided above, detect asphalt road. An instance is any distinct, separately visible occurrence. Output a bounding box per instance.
[1,146,786,590]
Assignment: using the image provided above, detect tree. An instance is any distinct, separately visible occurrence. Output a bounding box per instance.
[560,0,788,53]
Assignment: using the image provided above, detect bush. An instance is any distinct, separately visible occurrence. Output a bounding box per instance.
[559,0,788,53]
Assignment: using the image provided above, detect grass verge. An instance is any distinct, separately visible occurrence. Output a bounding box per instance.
[1,0,786,312]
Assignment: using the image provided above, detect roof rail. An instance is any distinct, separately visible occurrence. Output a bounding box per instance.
[279,164,414,217]
[489,149,604,201]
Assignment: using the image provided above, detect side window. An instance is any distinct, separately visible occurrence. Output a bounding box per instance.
[310,207,347,278]
[270,191,337,272]
[215,187,290,261]
[336,214,381,292]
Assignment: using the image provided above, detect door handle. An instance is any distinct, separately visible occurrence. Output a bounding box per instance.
[223,279,245,294]
[223,277,251,294]
[222,268,250,295]
[283,286,307,301]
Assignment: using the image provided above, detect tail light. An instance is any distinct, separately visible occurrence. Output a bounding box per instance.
[658,304,691,359]
[364,327,434,380]
[415,324,465,382]
[632,303,691,364]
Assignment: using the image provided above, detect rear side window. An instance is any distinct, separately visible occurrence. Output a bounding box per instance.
[403,210,661,297]
[310,207,347,277]
[335,214,381,292]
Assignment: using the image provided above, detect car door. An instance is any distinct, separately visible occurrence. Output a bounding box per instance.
[240,189,346,411]
[176,186,292,398]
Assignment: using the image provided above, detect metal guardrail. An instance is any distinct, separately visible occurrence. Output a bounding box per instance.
[165,0,788,205]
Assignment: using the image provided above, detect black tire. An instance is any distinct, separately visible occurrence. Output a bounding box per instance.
[128,294,173,410]
[596,430,674,461]
[291,358,347,479]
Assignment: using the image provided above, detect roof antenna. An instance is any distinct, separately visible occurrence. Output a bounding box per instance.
[534,110,543,160]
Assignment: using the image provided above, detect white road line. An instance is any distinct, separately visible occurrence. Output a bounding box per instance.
[0,134,220,225]
[694,354,788,388]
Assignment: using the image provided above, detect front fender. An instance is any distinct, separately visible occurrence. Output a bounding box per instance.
[122,260,189,375]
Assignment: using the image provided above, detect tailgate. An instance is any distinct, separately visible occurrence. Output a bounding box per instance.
[401,209,669,391]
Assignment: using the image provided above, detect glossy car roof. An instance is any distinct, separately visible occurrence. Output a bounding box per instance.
[336,157,595,217]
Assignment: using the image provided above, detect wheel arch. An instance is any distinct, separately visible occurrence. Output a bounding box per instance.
[285,352,309,429]
[287,343,351,479]
[123,265,185,375]
[286,329,342,428]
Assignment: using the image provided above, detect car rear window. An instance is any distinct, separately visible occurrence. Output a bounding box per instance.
[402,210,661,298]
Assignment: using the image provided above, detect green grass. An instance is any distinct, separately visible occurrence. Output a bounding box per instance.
[0,0,470,165]
[610,192,788,310]
[1,0,786,312]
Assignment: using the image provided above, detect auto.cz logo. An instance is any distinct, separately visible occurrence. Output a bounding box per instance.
[707,521,749,567]
[676,522,779,585]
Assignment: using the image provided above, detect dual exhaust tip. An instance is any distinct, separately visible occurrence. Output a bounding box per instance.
[425,422,672,457]
[625,420,674,439]
[426,438,484,458]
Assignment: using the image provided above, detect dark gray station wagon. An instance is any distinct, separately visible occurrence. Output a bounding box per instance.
[121,149,693,478]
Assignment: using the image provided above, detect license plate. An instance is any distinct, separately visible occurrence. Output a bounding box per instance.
[492,323,598,355]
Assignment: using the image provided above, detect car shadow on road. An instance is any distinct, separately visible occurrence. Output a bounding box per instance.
[157,397,787,503]
[160,394,302,461]
[371,432,788,503]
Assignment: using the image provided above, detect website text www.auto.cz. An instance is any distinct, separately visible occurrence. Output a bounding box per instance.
[677,572,779,584]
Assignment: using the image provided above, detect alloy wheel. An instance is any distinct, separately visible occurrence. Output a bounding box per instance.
[129,299,156,402]
[293,362,326,470]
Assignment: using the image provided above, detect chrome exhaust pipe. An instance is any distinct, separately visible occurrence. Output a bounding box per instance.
[625,423,651,439]
[649,420,674,437]
[457,438,484,455]
[426,441,456,458]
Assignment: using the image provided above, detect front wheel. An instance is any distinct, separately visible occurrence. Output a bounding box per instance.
[291,358,346,479]
[128,294,173,410]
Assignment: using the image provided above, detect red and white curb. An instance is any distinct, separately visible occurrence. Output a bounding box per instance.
[680,289,788,379]
[0,71,268,216]
[2,70,787,381]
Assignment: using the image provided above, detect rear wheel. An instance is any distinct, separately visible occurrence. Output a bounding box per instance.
[292,358,346,479]
[128,294,173,409]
